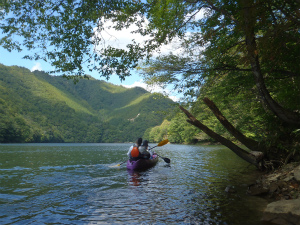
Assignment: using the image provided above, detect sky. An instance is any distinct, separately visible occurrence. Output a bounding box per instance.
[0,45,145,87]
[0,33,181,101]
[0,9,205,102]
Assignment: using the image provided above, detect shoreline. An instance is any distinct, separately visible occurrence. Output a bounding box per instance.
[247,162,300,224]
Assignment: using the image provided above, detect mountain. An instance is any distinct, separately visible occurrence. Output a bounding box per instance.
[0,64,176,143]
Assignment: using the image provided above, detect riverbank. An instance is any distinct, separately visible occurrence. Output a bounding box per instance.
[247,162,300,225]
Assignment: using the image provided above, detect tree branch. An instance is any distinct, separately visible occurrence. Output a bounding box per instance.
[202,97,261,151]
[203,0,238,23]
[241,0,300,126]
[271,70,300,79]
[179,105,262,168]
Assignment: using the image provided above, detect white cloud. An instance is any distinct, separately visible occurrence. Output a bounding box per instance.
[168,95,180,102]
[188,8,206,21]
[94,8,206,55]
[122,79,179,102]
[93,11,207,102]
[94,16,149,51]
[94,16,183,56]
[122,80,148,90]
[31,62,42,72]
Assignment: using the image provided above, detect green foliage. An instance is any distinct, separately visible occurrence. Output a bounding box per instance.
[1,0,299,158]
[0,64,174,143]
[144,119,170,143]
[145,115,200,144]
[0,0,149,79]
[136,1,300,156]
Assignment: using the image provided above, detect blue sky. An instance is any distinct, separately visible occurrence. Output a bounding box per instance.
[0,46,181,101]
[0,15,148,87]
[0,46,143,86]
[0,45,182,102]
[0,7,207,103]
[0,9,206,102]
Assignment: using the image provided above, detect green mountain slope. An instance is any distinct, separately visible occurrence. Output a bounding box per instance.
[0,64,175,143]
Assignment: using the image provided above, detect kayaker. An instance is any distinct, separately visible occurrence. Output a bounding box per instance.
[127,138,142,161]
[139,140,151,159]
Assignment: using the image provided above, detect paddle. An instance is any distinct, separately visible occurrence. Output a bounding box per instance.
[148,139,171,163]
[148,139,169,151]
[110,158,127,167]
[156,153,171,163]
[115,159,127,167]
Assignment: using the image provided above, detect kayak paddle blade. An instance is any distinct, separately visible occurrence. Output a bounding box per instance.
[163,157,171,163]
[157,139,169,147]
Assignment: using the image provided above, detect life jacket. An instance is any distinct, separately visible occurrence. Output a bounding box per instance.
[131,146,140,158]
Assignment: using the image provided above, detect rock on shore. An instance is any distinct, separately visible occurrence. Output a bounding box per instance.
[262,199,300,225]
[247,162,300,225]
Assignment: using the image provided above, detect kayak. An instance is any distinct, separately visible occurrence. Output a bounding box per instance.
[126,154,158,171]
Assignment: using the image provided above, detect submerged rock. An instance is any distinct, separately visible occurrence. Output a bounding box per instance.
[262,199,300,225]
[247,184,269,196]
[225,185,236,193]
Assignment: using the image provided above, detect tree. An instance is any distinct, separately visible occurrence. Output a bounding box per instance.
[239,0,300,125]
[138,0,300,168]
[138,0,300,125]
[0,0,144,79]
[1,0,300,167]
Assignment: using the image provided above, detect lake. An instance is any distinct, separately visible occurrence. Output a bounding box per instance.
[0,143,270,224]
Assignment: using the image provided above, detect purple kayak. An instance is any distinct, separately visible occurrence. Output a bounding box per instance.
[126,154,158,170]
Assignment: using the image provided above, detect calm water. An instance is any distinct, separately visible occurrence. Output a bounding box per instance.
[0,143,269,225]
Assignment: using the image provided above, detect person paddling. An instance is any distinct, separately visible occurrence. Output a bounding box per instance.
[139,140,151,159]
[127,138,142,161]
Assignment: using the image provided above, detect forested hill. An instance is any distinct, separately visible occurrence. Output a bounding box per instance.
[0,64,175,143]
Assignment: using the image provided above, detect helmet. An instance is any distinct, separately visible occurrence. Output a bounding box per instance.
[142,140,148,146]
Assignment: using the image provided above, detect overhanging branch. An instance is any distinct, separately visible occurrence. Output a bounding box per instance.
[179,105,261,168]
[203,97,261,151]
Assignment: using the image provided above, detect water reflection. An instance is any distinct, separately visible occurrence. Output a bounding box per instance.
[128,171,142,186]
[0,143,268,225]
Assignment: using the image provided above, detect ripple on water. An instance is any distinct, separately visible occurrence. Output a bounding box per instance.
[0,193,27,203]
[0,144,268,225]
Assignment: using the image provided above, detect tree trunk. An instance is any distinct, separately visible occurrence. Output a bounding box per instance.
[203,97,262,151]
[241,0,300,126]
[179,105,262,169]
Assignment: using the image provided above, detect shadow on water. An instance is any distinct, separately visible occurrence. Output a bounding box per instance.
[0,143,270,225]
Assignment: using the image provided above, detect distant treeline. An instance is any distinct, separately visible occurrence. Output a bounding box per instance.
[0,64,175,143]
